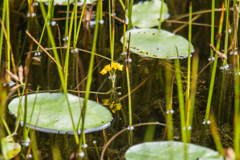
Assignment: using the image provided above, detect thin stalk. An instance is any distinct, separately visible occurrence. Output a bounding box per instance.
[233,2,240,158]
[35,0,53,52]
[0,0,6,68]
[126,34,133,143]
[64,0,70,39]
[64,1,78,89]
[111,0,115,61]
[127,0,134,29]
[79,0,101,151]
[185,2,192,130]
[94,141,100,160]
[199,2,225,144]
[6,0,10,80]
[165,63,173,140]
[174,47,187,143]
[74,0,87,48]
[108,0,113,61]
[186,51,199,142]
[158,0,164,29]
[209,114,223,154]
[210,0,215,58]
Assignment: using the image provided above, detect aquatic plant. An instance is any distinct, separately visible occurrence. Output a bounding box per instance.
[0,0,240,159]
[8,93,112,133]
[121,28,194,59]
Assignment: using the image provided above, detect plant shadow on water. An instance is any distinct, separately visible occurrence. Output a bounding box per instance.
[0,0,238,159]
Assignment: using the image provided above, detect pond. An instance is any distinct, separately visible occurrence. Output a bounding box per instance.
[0,0,238,159]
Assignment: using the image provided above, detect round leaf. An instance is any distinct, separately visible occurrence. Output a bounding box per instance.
[121,28,194,59]
[37,0,96,5]
[125,141,223,160]
[132,0,169,28]
[36,0,74,5]
[8,93,112,134]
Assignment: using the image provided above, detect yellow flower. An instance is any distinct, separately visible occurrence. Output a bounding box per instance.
[109,103,116,113]
[100,64,111,75]
[109,103,122,113]
[116,103,122,110]
[111,62,123,71]
[111,61,118,70]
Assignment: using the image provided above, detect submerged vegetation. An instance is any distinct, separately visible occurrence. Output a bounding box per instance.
[0,0,240,159]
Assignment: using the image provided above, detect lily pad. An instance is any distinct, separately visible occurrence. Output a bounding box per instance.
[37,0,74,5]
[121,28,194,59]
[125,141,224,160]
[131,0,169,28]
[8,93,112,134]
[37,0,96,5]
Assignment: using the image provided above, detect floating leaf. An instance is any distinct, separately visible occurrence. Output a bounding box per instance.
[121,28,194,59]
[37,0,74,5]
[37,0,97,5]
[1,136,21,160]
[8,93,112,134]
[79,0,97,4]
[131,0,169,28]
[125,141,224,160]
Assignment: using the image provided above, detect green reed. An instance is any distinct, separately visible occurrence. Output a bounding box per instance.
[174,49,187,144]
[63,1,78,89]
[6,0,10,77]
[165,62,173,140]
[79,0,102,152]
[74,0,87,47]
[108,0,113,61]
[185,2,192,141]
[127,0,134,29]
[233,1,240,158]
[0,0,6,68]
[39,2,79,144]
[186,50,199,142]
[210,0,215,58]
[158,0,164,29]
[217,0,229,123]
[209,114,223,153]
[199,2,224,144]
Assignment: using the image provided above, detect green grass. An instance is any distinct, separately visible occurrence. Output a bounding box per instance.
[1,0,240,159]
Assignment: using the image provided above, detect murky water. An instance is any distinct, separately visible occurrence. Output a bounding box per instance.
[2,0,236,159]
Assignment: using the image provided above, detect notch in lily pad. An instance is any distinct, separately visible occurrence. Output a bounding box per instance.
[125,141,224,160]
[131,0,169,28]
[121,28,194,59]
[8,93,112,134]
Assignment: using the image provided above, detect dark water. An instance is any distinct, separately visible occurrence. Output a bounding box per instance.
[1,0,236,159]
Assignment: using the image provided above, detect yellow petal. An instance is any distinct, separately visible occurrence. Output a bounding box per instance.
[100,69,107,75]
[111,62,118,70]
[100,65,112,75]
[111,108,117,113]
[110,103,114,109]
[116,103,122,110]
[116,64,123,71]
[104,64,112,71]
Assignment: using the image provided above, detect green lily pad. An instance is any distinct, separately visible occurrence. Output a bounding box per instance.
[131,0,169,28]
[8,93,112,134]
[37,0,96,5]
[37,0,74,5]
[79,0,97,4]
[125,141,224,160]
[121,28,194,59]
